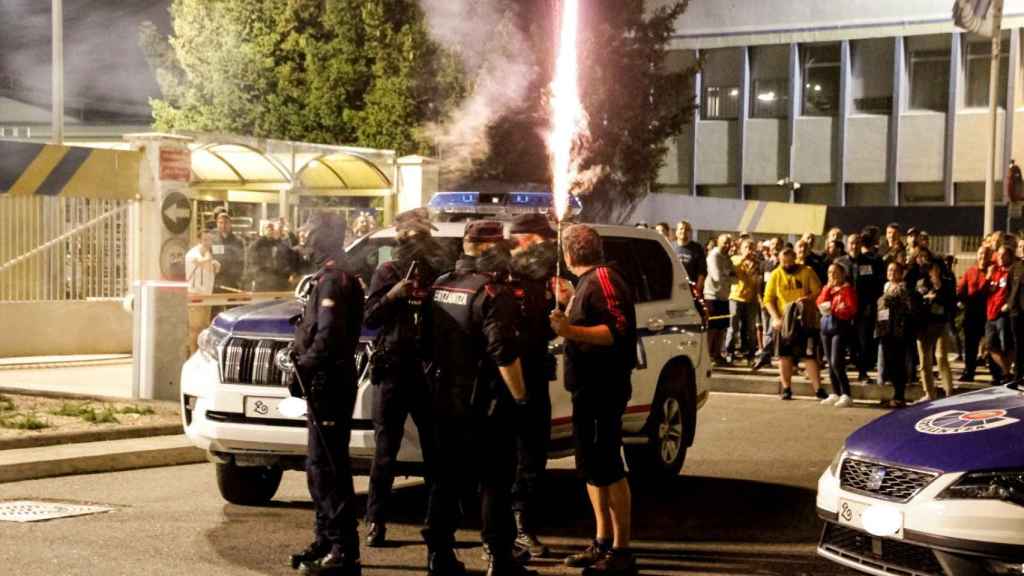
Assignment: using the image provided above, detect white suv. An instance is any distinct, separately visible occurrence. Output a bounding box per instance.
[181,222,711,504]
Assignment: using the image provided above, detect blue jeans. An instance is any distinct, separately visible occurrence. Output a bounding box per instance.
[822,323,852,397]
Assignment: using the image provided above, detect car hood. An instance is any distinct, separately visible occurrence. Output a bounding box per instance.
[212,300,301,337]
[845,387,1024,473]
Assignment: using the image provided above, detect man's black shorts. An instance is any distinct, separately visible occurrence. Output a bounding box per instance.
[571,391,628,487]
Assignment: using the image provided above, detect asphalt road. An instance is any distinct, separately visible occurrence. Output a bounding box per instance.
[0,393,883,576]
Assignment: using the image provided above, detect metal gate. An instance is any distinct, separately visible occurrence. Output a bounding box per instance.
[0,196,132,302]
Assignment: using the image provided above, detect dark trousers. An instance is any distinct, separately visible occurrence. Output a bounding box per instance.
[880,336,908,402]
[423,403,517,557]
[511,366,552,522]
[963,312,986,378]
[855,306,878,377]
[1013,314,1024,381]
[366,367,435,525]
[306,383,358,555]
[822,325,852,397]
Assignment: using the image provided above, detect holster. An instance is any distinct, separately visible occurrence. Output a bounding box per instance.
[368,345,395,384]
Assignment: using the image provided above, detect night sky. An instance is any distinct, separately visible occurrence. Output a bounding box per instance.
[0,0,171,109]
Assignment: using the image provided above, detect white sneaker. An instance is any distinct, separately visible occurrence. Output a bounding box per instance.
[820,394,840,405]
[834,395,853,408]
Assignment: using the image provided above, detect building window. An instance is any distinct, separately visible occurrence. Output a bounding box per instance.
[750,45,789,119]
[794,184,836,205]
[899,182,945,205]
[802,44,840,117]
[907,35,951,113]
[845,183,890,206]
[697,185,740,199]
[850,39,894,114]
[955,182,987,204]
[964,32,1010,109]
[701,48,742,120]
[745,185,790,202]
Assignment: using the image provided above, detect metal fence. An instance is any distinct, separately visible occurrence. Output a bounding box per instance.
[0,196,132,302]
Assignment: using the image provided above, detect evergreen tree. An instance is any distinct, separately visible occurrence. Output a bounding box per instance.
[139,0,464,154]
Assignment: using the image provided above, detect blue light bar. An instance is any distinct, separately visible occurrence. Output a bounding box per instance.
[426,191,582,216]
[428,192,479,208]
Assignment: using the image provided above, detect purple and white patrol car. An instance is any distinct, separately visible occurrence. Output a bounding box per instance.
[817,386,1024,576]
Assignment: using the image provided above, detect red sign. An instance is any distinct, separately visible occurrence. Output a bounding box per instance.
[159,148,192,182]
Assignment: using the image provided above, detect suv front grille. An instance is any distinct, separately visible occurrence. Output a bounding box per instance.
[220,338,288,386]
[820,523,944,576]
[840,457,937,502]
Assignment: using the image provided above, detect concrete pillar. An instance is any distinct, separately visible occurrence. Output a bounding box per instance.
[689,53,701,197]
[787,43,801,203]
[837,40,851,206]
[738,46,750,199]
[889,37,905,206]
[945,33,962,206]
[397,155,439,214]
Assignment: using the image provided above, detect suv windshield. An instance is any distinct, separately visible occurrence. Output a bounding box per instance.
[346,236,465,285]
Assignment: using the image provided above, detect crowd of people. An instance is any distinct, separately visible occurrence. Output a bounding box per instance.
[639,220,1023,407]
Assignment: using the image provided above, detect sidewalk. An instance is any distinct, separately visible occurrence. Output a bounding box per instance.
[0,356,133,399]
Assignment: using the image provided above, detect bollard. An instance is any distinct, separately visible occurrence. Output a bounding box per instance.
[132,281,188,401]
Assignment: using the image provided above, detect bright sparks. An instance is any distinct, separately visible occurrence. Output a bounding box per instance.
[548,0,586,221]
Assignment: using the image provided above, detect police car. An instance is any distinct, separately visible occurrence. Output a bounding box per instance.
[180,192,711,505]
[817,385,1024,576]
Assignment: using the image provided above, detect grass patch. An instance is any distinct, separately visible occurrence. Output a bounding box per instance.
[50,402,90,418]
[0,394,14,412]
[117,405,155,416]
[0,412,49,430]
[49,402,120,424]
[81,407,119,424]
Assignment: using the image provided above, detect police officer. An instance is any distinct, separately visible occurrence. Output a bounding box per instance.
[363,208,452,547]
[507,214,558,558]
[289,213,365,576]
[424,220,535,576]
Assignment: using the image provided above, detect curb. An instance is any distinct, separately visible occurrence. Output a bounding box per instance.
[0,435,206,484]
[0,386,176,405]
[0,358,132,372]
[0,424,184,451]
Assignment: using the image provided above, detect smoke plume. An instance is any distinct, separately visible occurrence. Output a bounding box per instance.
[419,0,537,182]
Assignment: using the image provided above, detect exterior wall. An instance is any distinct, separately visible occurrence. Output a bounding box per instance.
[954,111,1007,181]
[793,117,834,184]
[0,302,132,357]
[846,116,889,183]
[743,118,785,184]
[696,121,736,184]
[899,113,947,182]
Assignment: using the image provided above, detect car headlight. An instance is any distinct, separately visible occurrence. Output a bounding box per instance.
[828,449,846,477]
[938,470,1024,506]
[275,344,295,373]
[197,327,229,362]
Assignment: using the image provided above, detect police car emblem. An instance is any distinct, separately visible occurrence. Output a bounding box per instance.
[914,409,1020,435]
[866,467,887,491]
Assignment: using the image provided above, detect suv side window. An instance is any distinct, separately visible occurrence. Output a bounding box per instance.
[602,237,674,303]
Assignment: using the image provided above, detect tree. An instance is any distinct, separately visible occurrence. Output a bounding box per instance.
[462,0,695,222]
[139,0,464,154]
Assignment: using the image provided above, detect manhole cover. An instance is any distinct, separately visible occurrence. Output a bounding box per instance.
[0,500,112,523]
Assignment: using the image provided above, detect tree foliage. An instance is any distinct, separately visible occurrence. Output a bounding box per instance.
[139,0,464,154]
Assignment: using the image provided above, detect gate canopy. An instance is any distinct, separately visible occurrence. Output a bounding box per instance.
[0,140,140,200]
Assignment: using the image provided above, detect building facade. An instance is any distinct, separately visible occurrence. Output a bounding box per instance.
[642,0,1024,244]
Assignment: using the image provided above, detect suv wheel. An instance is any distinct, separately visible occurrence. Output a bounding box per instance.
[216,462,283,505]
[625,376,688,480]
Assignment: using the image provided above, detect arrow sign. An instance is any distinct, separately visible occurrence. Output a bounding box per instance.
[161,191,192,235]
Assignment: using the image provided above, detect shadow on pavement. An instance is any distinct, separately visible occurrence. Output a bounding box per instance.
[203,469,839,575]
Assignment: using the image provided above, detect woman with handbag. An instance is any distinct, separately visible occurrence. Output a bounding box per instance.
[817,264,859,407]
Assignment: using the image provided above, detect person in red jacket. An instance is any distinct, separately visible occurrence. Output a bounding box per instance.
[957,246,991,382]
[986,245,1015,382]
[817,263,859,407]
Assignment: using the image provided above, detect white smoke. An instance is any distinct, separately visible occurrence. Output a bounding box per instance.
[419,0,537,181]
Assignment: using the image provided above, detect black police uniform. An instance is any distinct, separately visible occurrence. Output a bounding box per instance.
[363,257,439,540]
[424,249,524,574]
[291,216,365,575]
[507,244,557,547]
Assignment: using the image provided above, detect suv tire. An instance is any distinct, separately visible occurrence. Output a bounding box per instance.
[216,462,283,505]
[625,373,689,481]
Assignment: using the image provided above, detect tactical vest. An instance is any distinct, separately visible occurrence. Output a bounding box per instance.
[431,271,496,415]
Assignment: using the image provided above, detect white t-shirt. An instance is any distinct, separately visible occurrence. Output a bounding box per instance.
[185,245,218,295]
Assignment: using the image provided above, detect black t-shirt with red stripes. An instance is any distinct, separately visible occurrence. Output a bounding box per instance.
[564,265,637,397]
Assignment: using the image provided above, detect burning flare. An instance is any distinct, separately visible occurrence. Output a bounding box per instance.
[548,0,587,221]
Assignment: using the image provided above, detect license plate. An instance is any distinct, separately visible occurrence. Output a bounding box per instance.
[838,499,868,529]
[244,396,295,420]
[838,499,904,538]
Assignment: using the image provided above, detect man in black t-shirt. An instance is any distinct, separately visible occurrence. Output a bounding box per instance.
[674,220,706,294]
[550,224,638,576]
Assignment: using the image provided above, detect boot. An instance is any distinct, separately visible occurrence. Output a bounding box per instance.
[427,549,466,576]
[298,549,361,576]
[513,510,549,558]
[484,544,538,576]
[365,522,386,548]
[291,541,329,570]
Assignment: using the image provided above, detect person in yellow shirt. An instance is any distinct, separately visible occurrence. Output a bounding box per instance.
[725,239,760,364]
[764,246,826,400]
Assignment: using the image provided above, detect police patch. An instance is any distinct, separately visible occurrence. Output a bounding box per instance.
[434,289,468,306]
[914,409,1020,435]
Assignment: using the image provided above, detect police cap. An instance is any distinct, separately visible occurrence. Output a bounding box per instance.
[464,220,504,242]
[509,213,556,238]
[394,207,438,234]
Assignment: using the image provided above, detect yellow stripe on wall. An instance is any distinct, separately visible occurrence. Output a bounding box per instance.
[61,149,141,200]
[736,201,760,232]
[754,202,828,235]
[7,146,69,196]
